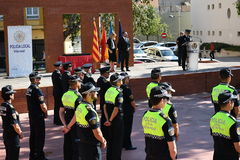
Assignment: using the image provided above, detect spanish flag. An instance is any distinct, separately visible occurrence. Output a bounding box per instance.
[92,19,101,63]
[101,25,108,62]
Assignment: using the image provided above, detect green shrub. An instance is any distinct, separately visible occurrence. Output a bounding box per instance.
[200,42,240,52]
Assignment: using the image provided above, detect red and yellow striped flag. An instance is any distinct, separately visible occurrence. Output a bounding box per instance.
[101,25,109,62]
[92,19,101,63]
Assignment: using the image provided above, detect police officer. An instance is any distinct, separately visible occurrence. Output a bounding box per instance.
[146,68,162,108]
[62,61,72,93]
[74,67,85,81]
[60,75,82,160]
[211,68,239,118]
[82,63,96,86]
[120,72,137,150]
[65,82,107,160]
[51,61,63,125]
[96,67,111,139]
[210,91,240,160]
[1,85,23,160]
[142,86,177,160]
[176,31,184,66]
[26,72,48,160]
[104,73,124,160]
[160,82,179,141]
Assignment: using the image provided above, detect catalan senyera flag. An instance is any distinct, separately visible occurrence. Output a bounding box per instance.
[101,25,108,62]
[92,19,101,63]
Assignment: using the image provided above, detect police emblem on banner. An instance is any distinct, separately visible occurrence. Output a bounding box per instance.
[14,31,25,43]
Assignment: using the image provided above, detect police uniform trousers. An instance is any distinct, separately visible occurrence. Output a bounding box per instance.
[100,103,108,141]
[29,114,45,160]
[123,113,134,148]
[53,92,63,125]
[3,130,20,160]
[64,124,78,160]
[181,52,187,70]
[107,119,124,160]
[120,51,129,71]
[177,49,183,66]
[78,142,102,160]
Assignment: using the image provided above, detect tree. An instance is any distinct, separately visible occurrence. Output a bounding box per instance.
[236,0,240,15]
[63,14,80,43]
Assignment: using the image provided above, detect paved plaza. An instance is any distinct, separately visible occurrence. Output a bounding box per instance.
[0,93,215,160]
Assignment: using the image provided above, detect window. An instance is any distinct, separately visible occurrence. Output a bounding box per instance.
[208,5,210,10]
[196,31,199,35]
[208,31,211,36]
[0,15,3,21]
[200,31,203,36]
[238,32,240,36]
[26,7,39,19]
[193,31,195,35]
[219,3,222,8]
[227,8,231,19]
[219,31,222,36]
[212,31,215,36]
[212,4,215,9]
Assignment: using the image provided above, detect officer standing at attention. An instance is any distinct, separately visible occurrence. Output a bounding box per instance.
[62,61,72,93]
[96,67,111,139]
[60,75,82,160]
[142,86,177,160]
[211,68,239,118]
[160,82,179,141]
[120,72,137,150]
[176,31,184,66]
[104,73,124,160]
[74,67,85,81]
[65,82,107,160]
[180,29,191,71]
[146,68,162,108]
[210,91,240,160]
[26,72,48,160]
[1,85,23,160]
[82,63,96,86]
[51,61,63,125]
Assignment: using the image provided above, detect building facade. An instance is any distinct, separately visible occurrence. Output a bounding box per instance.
[191,0,240,45]
[0,0,133,73]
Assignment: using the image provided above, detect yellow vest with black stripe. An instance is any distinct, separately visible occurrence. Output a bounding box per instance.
[211,84,234,103]
[76,103,99,128]
[142,110,167,140]
[162,103,172,117]
[146,82,158,98]
[210,111,236,139]
[105,87,120,104]
[62,90,79,109]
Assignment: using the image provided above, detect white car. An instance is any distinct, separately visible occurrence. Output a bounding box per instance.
[145,46,178,61]
[134,48,156,63]
[134,41,158,50]
[155,42,178,53]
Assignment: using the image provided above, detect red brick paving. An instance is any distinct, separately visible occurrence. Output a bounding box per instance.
[0,93,214,160]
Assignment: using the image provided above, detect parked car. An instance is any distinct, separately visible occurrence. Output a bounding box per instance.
[133,37,141,44]
[155,42,178,54]
[145,46,178,61]
[134,41,158,50]
[134,48,156,63]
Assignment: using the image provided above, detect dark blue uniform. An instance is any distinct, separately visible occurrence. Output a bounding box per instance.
[178,35,190,70]
[62,70,71,93]
[0,102,21,160]
[51,69,63,125]
[26,84,46,160]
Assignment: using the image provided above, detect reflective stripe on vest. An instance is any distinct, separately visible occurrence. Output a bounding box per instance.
[210,111,235,139]
[146,82,158,98]
[142,111,166,140]
[162,103,171,117]
[211,84,234,103]
[62,90,79,109]
[105,87,120,104]
[75,103,99,128]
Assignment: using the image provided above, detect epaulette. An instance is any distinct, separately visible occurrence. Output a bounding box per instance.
[159,111,170,121]
[86,104,94,111]
[228,85,236,90]
[228,114,236,122]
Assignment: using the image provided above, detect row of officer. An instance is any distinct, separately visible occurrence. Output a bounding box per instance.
[0,85,23,160]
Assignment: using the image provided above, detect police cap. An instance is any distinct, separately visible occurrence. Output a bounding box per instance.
[110,73,124,83]
[1,85,16,95]
[63,62,72,70]
[69,75,81,82]
[218,90,237,105]
[29,71,42,79]
[99,67,110,74]
[151,68,161,76]
[150,86,171,99]
[82,63,92,69]
[159,82,175,92]
[80,82,100,95]
[220,68,233,79]
[74,67,83,74]
[185,29,191,33]
[53,61,62,67]
[120,72,130,79]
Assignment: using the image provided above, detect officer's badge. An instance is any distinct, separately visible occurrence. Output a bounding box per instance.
[0,106,7,116]
[39,96,44,101]
[12,113,17,119]
[119,97,123,103]
[168,127,174,136]
[90,118,97,125]
[173,111,177,118]
[237,127,240,135]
